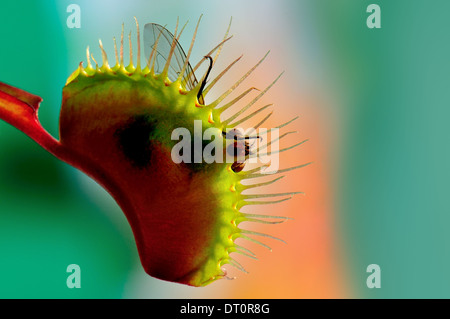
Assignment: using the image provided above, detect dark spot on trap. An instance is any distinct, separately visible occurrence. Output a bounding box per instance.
[115,115,157,169]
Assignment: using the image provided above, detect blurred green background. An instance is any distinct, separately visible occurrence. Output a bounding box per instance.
[0,0,450,298]
[316,0,450,298]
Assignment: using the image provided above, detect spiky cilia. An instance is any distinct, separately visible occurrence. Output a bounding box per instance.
[0,16,310,286]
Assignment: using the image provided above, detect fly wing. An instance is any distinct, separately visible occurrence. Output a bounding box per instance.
[143,23,198,91]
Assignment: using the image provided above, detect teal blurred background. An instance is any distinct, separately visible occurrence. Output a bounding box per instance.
[1,0,450,298]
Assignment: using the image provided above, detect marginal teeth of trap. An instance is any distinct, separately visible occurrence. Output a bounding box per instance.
[211,51,269,109]
[257,131,298,152]
[235,244,257,258]
[239,234,273,252]
[202,54,243,97]
[227,103,272,128]
[222,71,284,126]
[215,87,258,114]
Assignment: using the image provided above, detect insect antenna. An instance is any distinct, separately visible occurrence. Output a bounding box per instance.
[197,56,213,103]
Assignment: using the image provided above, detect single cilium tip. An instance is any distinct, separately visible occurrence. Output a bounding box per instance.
[120,23,124,66]
[212,51,269,109]
[86,46,92,68]
[212,15,233,65]
[134,17,141,69]
[90,53,98,68]
[98,39,110,69]
[221,267,236,280]
[162,17,180,77]
[202,54,243,98]
[228,257,249,274]
[177,15,202,83]
[113,37,119,66]
[222,71,283,126]
[177,19,189,42]
[128,31,134,68]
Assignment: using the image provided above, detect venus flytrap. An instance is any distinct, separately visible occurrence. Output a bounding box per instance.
[0,17,309,286]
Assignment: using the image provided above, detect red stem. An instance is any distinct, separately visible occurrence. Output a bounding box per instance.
[0,81,135,222]
[0,82,115,182]
[0,82,61,151]
[0,81,86,170]
[0,82,145,266]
